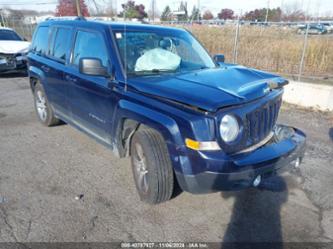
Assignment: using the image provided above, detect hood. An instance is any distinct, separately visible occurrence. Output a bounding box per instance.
[0,40,31,54]
[128,65,287,112]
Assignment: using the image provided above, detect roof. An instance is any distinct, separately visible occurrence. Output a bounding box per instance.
[41,18,184,33]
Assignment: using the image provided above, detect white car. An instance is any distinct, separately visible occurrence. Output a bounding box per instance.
[0,27,30,73]
[321,22,333,33]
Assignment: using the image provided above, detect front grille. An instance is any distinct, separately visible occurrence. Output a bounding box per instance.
[246,97,282,145]
[0,54,17,70]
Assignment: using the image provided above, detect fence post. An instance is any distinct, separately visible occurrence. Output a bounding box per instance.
[298,23,309,82]
[233,18,240,64]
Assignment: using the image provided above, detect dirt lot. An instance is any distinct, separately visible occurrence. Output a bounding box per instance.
[0,75,333,243]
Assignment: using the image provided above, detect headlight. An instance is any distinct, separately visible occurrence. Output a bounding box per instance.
[220,114,240,142]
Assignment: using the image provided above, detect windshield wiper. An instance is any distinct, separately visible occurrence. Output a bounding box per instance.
[129,69,177,76]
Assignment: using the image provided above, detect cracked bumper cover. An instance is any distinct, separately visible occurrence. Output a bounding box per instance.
[176,125,306,194]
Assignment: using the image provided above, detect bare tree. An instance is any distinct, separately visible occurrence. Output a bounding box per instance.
[282,0,307,21]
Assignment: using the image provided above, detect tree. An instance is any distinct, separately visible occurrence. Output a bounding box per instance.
[218,8,234,20]
[119,0,147,20]
[161,5,172,21]
[177,1,188,21]
[147,0,159,21]
[55,0,90,17]
[190,5,200,21]
[282,2,307,22]
[202,10,214,20]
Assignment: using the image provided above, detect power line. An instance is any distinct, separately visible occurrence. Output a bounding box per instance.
[0,2,56,5]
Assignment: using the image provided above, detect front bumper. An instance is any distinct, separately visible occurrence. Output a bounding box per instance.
[0,54,27,73]
[176,125,306,194]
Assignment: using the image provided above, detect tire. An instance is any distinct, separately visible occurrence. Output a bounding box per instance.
[130,128,174,204]
[33,82,60,127]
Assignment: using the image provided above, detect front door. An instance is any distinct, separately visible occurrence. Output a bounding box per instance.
[65,29,115,145]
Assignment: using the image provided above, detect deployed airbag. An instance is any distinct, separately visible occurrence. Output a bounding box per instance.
[135,48,181,72]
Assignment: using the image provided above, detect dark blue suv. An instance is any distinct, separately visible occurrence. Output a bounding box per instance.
[28,19,306,204]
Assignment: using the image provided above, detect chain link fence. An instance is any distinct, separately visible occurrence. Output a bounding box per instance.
[1,16,332,84]
[0,16,37,41]
[170,22,333,84]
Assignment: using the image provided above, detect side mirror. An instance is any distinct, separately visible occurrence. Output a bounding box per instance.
[213,54,225,64]
[79,58,109,77]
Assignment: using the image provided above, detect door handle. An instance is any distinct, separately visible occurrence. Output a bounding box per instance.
[65,75,77,83]
[41,65,50,73]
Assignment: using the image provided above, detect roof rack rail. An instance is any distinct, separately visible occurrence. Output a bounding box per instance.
[45,16,86,21]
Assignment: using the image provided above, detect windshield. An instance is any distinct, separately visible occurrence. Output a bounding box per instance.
[113,29,216,76]
[0,30,22,41]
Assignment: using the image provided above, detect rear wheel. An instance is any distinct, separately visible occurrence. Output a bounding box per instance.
[130,128,174,204]
[33,82,60,126]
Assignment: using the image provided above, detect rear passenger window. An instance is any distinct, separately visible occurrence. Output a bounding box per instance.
[52,28,71,61]
[31,26,49,55]
[72,31,108,67]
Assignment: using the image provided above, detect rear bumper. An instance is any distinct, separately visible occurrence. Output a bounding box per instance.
[176,125,306,194]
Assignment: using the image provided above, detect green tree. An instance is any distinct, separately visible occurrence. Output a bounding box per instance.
[161,5,172,21]
[119,0,147,20]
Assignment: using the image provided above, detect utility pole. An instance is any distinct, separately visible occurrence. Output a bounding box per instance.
[114,0,118,19]
[280,0,284,21]
[151,0,155,22]
[75,0,82,17]
[197,0,200,22]
[264,0,269,23]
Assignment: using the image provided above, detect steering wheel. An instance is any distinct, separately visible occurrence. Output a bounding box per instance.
[159,38,175,52]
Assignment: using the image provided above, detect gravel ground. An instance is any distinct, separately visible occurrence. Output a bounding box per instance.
[0,75,332,242]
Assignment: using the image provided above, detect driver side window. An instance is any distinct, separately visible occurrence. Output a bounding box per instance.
[72,30,109,67]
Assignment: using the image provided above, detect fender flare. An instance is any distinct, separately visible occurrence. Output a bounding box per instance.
[112,100,185,170]
[28,65,46,91]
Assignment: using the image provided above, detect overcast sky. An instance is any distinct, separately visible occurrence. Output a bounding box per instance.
[1,0,333,16]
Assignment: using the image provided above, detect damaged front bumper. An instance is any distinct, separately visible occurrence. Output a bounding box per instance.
[176,124,306,194]
[0,53,27,73]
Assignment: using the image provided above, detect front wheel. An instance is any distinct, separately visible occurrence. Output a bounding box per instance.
[130,128,174,204]
[33,82,60,126]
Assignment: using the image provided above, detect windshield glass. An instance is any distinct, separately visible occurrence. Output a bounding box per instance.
[0,30,22,41]
[113,29,216,76]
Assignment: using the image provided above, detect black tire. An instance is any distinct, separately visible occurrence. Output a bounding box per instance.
[130,128,174,204]
[33,82,60,127]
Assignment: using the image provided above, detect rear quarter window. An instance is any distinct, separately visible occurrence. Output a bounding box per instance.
[31,26,49,55]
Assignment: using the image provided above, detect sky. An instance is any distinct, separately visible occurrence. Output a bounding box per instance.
[1,0,333,16]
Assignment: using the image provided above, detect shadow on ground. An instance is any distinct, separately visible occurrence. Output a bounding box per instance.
[0,71,28,78]
[329,128,333,142]
[221,176,288,247]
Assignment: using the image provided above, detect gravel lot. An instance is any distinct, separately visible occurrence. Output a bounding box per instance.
[0,75,332,243]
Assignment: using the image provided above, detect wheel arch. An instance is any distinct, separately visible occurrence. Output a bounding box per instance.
[28,65,46,92]
[113,100,184,161]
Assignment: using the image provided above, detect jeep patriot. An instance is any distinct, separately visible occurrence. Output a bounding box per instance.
[28,19,306,204]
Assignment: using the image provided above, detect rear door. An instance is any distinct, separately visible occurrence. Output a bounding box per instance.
[44,26,73,115]
[29,26,52,92]
[65,28,115,145]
